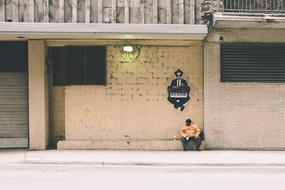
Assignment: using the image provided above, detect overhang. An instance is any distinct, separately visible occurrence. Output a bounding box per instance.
[214,13,285,28]
[0,22,208,41]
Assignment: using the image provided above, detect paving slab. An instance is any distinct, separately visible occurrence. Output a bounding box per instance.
[0,149,27,164]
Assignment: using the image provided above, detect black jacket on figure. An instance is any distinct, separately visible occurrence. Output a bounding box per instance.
[170,79,189,88]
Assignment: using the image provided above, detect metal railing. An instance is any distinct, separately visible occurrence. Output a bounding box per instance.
[218,0,285,13]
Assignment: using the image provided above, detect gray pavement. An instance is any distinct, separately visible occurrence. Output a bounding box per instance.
[1,149,285,166]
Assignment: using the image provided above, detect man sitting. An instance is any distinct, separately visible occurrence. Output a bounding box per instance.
[180,119,203,151]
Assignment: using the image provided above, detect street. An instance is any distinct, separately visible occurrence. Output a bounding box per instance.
[0,164,285,190]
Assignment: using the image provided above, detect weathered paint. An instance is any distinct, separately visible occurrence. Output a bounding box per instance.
[158,0,166,24]
[85,0,90,23]
[12,0,19,22]
[71,0,77,22]
[90,0,98,23]
[0,0,198,24]
[0,0,5,21]
[19,0,29,22]
[28,0,34,22]
[64,0,72,22]
[59,0,64,22]
[129,0,140,24]
[49,0,59,23]
[5,0,12,21]
[34,0,44,22]
[77,0,85,23]
[0,0,5,22]
[97,0,102,23]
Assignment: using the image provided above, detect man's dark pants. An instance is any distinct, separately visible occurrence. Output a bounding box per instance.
[181,136,202,151]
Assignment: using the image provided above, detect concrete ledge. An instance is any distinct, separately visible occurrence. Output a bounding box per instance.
[0,22,207,35]
[57,140,200,150]
[0,22,207,40]
[213,13,285,28]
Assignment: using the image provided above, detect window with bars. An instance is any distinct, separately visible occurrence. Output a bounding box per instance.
[221,43,285,82]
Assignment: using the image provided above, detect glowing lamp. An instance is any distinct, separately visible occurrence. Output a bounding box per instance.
[122,45,134,53]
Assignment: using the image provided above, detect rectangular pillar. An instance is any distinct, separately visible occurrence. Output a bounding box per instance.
[28,40,49,150]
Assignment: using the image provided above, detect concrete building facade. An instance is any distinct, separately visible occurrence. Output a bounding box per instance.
[0,0,207,150]
[202,0,285,150]
[0,0,285,150]
[205,28,285,150]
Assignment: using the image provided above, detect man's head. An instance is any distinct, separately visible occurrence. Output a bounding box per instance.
[186,119,192,126]
[175,69,183,80]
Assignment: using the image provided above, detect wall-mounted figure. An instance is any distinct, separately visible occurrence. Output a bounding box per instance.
[167,69,190,111]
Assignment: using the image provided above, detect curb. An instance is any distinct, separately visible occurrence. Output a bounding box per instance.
[16,160,285,167]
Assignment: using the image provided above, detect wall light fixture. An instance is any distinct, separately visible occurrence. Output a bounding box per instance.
[120,44,141,60]
[122,45,134,53]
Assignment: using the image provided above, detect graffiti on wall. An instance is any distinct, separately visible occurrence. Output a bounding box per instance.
[167,69,190,112]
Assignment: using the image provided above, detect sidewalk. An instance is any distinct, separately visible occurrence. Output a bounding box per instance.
[1,149,285,166]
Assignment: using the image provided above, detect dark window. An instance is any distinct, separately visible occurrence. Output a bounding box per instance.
[86,47,106,85]
[221,43,285,82]
[0,41,28,72]
[52,46,106,85]
[52,47,66,86]
[66,47,85,84]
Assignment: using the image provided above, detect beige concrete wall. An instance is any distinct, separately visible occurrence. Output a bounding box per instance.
[205,28,285,150]
[49,86,65,147]
[61,45,204,149]
[28,40,49,150]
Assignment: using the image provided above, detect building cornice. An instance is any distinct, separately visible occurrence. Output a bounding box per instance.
[213,13,285,28]
[0,22,208,41]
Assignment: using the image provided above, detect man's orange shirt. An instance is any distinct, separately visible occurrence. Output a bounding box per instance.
[181,124,201,138]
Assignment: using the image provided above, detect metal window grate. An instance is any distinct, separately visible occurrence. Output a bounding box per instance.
[221,43,285,82]
[220,0,285,13]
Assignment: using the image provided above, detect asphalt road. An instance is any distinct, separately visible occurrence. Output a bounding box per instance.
[0,164,285,190]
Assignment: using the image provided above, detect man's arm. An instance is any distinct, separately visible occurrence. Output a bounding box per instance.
[180,126,187,137]
[194,124,201,138]
[170,79,177,87]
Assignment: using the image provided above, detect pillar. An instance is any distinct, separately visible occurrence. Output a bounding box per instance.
[28,40,49,150]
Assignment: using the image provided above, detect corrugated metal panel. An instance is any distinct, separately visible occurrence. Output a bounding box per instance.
[0,73,28,148]
[0,138,28,148]
[221,43,285,82]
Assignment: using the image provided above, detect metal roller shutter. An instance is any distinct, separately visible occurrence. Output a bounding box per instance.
[0,73,28,148]
[221,43,285,82]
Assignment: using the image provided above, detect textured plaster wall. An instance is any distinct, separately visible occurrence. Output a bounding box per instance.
[64,45,204,142]
[205,28,285,150]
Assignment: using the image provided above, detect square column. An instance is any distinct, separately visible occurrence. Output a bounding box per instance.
[28,40,49,150]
